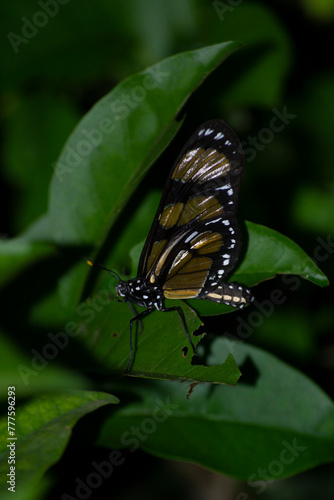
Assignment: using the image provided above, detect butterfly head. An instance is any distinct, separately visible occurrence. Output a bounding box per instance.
[115,280,129,302]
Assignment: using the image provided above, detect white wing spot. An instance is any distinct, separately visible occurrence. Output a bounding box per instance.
[223,259,230,266]
[225,140,232,146]
[222,220,230,226]
[205,218,222,225]
[214,132,224,140]
[204,128,214,136]
[217,183,231,191]
[198,129,205,136]
[227,188,233,196]
[185,231,198,243]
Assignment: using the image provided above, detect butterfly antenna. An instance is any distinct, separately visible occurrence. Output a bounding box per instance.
[83,257,122,282]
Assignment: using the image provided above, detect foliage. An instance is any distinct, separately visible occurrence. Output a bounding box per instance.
[0,1,333,498]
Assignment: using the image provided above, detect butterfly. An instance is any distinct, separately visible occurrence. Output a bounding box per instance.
[88,119,253,372]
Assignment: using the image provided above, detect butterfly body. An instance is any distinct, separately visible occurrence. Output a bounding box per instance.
[116,278,163,310]
[90,119,253,371]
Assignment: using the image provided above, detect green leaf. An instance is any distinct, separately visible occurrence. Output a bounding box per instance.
[0,476,51,500]
[237,221,329,287]
[0,391,118,492]
[48,41,243,247]
[96,341,334,480]
[0,333,90,399]
[75,289,240,385]
[175,220,328,317]
[0,215,54,289]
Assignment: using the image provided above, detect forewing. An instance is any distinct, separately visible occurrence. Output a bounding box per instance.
[138,119,244,278]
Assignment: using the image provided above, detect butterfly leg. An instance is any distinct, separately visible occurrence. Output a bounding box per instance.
[126,300,143,335]
[159,305,197,357]
[127,308,153,374]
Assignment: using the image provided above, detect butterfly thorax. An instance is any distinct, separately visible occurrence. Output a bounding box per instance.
[116,278,164,310]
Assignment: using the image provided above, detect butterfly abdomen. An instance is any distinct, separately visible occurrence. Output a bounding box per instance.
[202,281,254,308]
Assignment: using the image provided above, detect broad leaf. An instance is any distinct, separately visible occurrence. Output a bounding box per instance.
[236,221,328,287]
[0,391,118,491]
[96,341,334,479]
[75,291,241,385]
[189,221,328,316]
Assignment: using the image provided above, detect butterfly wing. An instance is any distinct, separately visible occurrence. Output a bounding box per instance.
[137,119,251,306]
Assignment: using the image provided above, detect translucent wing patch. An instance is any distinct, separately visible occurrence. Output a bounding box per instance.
[144,214,241,300]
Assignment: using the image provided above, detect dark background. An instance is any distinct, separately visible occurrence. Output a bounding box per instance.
[1,1,333,498]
